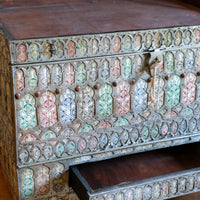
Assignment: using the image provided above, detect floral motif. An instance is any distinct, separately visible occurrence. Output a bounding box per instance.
[77,63,86,84]
[133,55,143,74]
[52,64,62,85]
[42,42,51,59]
[19,94,37,130]
[166,75,180,107]
[113,36,121,52]
[165,31,172,47]
[30,43,40,60]
[102,37,110,53]
[196,51,200,68]
[116,81,130,115]
[154,32,162,48]
[116,118,129,126]
[52,163,65,192]
[134,35,142,50]
[22,134,37,143]
[39,66,50,87]
[175,51,184,70]
[65,63,75,85]
[15,69,25,91]
[67,40,76,57]
[28,68,37,89]
[39,91,57,127]
[133,79,147,111]
[175,31,182,46]
[193,29,200,44]
[123,36,132,51]
[88,61,98,81]
[184,30,192,45]
[36,166,50,195]
[185,50,194,69]
[78,39,87,56]
[21,169,34,198]
[98,121,112,129]
[182,73,196,104]
[101,60,110,79]
[145,33,153,48]
[54,41,64,58]
[59,89,75,123]
[165,52,174,72]
[78,86,94,120]
[92,38,99,54]
[112,58,121,78]
[17,44,28,62]
[98,83,113,117]
[122,57,132,78]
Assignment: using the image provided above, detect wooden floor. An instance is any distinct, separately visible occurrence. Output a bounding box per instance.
[0,165,200,200]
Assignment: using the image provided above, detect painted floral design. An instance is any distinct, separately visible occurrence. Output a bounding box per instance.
[67,40,76,57]
[112,58,121,78]
[196,51,200,68]
[15,69,25,91]
[100,60,110,79]
[166,75,180,107]
[175,51,184,70]
[17,44,28,62]
[133,79,147,111]
[30,43,39,60]
[98,83,113,117]
[184,30,191,45]
[145,33,153,48]
[78,39,87,56]
[21,169,34,198]
[102,37,110,53]
[88,61,98,81]
[92,38,99,54]
[113,36,121,52]
[36,166,50,195]
[182,73,196,104]
[134,35,142,50]
[54,41,64,58]
[123,36,132,51]
[19,94,37,130]
[39,66,50,87]
[123,57,132,78]
[65,63,75,85]
[193,29,200,44]
[42,42,51,59]
[185,50,194,69]
[154,32,162,48]
[39,91,57,128]
[59,89,75,123]
[165,52,174,72]
[77,63,86,84]
[116,81,130,115]
[78,86,94,120]
[175,31,182,46]
[165,31,172,47]
[28,68,37,89]
[52,163,65,192]
[98,121,112,129]
[52,64,62,85]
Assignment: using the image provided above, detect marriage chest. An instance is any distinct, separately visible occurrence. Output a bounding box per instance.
[1,0,200,199]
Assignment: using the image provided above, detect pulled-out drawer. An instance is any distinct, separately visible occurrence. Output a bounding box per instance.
[70,142,200,200]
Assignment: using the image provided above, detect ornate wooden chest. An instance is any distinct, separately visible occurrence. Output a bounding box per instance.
[1,0,200,199]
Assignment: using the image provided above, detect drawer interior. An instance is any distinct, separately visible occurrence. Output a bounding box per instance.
[70,142,200,199]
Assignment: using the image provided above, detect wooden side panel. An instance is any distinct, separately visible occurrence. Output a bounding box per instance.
[0,31,18,200]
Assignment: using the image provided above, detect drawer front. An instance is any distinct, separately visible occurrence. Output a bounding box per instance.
[14,46,200,166]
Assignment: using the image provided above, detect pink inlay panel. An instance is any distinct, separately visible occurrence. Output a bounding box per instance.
[113,36,121,52]
[182,73,196,104]
[15,69,25,91]
[112,58,121,78]
[39,91,57,128]
[116,81,130,115]
[98,121,112,129]
[67,40,76,57]
[65,64,75,85]
[17,44,28,62]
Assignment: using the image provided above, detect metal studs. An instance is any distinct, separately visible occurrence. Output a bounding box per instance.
[75,86,80,92]
[197,72,200,76]
[165,75,170,80]
[148,77,153,82]
[181,73,186,78]
[94,84,100,89]
[131,79,135,84]
[113,82,118,87]
[35,92,40,97]
[15,93,20,99]
[56,89,61,94]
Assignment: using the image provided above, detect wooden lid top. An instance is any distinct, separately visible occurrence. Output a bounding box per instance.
[0,0,200,40]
